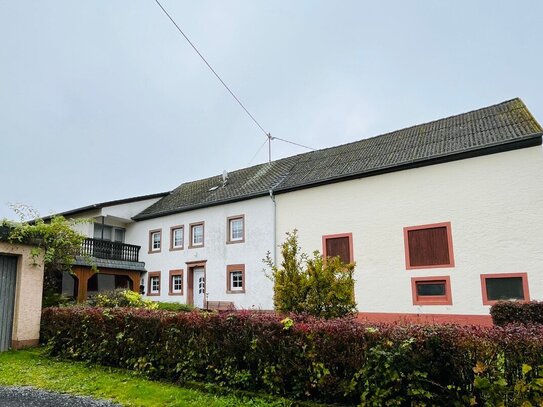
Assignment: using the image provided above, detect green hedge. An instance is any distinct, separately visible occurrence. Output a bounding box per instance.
[491,301,543,326]
[41,307,543,405]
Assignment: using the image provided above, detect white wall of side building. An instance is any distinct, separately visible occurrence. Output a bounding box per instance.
[128,196,275,310]
[275,146,543,318]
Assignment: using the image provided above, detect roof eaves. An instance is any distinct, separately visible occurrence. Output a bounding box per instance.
[39,191,171,221]
[275,132,543,195]
[132,190,272,221]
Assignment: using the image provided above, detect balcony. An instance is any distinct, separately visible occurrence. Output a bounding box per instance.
[79,238,141,262]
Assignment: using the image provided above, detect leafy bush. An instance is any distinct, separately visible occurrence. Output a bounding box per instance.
[491,301,543,326]
[85,289,158,309]
[41,307,543,405]
[264,230,356,318]
[155,302,193,312]
[4,206,92,307]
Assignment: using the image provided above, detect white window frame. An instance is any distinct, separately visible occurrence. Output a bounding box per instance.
[190,223,204,248]
[171,226,184,250]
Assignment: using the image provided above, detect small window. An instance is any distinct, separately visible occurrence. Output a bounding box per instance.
[481,273,529,305]
[411,276,452,305]
[147,271,161,296]
[226,264,245,293]
[94,224,125,242]
[322,233,353,264]
[169,269,184,295]
[94,224,112,240]
[404,222,454,269]
[114,228,125,243]
[170,226,184,250]
[189,222,204,248]
[148,229,162,253]
[227,215,245,243]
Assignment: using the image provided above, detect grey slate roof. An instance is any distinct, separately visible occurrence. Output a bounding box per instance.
[74,256,146,272]
[134,156,299,220]
[277,98,542,190]
[134,98,542,220]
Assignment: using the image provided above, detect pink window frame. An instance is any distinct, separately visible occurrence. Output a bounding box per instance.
[403,222,455,270]
[411,276,452,306]
[322,233,354,263]
[480,272,530,306]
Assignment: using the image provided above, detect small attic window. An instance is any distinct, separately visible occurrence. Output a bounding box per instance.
[208,186,219,192]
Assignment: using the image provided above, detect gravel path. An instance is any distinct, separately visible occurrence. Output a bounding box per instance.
[0,386,121,407]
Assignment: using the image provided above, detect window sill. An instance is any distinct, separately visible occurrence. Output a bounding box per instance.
[226,239,245,245]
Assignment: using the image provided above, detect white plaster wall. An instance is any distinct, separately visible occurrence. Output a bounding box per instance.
[127,196,275,310]
[275,146,543,316]
[64,197,162,237]
[101,198,163,220]
[64,209,99,237]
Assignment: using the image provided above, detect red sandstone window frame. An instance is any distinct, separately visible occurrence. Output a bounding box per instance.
[322,233,354,263]
[411,276,452,305]
[226,215,245,244]
[148,229,162,254]
[147,271,161,296]
[189,222,205,248]
[403,222,455,270]
[169,269,184,296]
[226,264,245,294]
[480,273,530,306]
[170,225,184,251]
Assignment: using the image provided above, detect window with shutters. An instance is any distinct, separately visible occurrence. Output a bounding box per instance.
[322,233,353,264]
[404,222,454,269]
[480,273,529,305]
[411,276,452,305]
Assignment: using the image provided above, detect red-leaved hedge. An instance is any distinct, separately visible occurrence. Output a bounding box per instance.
[41,307,543,405]
[491,301,543,326]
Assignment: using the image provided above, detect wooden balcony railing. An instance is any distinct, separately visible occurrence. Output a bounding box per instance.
[79,238,140,262]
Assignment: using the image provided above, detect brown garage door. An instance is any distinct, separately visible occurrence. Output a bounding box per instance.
[0,255,17,352]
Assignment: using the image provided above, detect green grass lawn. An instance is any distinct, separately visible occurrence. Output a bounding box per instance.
[0,348,298,407]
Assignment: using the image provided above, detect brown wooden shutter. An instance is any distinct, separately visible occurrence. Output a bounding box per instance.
[326,237,351,263]
[408,227,450,267]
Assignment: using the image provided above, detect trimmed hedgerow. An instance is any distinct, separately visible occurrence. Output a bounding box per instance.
[41,308,543,405]
[491,301,543,326]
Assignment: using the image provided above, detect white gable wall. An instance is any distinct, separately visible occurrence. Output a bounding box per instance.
[275,145,543,318]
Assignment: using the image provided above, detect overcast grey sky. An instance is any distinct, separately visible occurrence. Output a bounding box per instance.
[1,1,542,220]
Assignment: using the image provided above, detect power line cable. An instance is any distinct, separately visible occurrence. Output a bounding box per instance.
[153,0,317,158]
[273,136,315,151]
[153,0,269,138]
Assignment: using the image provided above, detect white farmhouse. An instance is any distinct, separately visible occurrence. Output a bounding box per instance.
[53,98,542,324]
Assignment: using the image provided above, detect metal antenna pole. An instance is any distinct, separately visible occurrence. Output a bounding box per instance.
[267,133,273,163]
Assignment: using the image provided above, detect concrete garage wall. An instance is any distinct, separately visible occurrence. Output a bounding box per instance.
[0,241,44,349]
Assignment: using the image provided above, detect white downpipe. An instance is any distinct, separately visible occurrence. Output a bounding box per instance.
[269,189,277,264]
